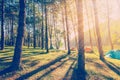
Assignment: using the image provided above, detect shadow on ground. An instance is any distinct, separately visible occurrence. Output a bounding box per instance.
[16,54,68,80]
[102,59,120,76]
[63,59,76,80]
[0,52,68,78]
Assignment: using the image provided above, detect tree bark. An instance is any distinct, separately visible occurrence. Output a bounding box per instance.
[70,9,78,48]
[27,31,30,48]
[45,3,49,53]
[107,0,113,49]
[48,11,53,49]
[41,0,44,49]
[0,0,4,50]
[92,0,104,60]
[10,16,14,46]
[76,0,86,79]
[85,0,93,49]
[38,25,41,48]
[33,1,36,48]
[53,13,58,49]
[62,8,67,50]
[11,0,26,69]
[64,0,71,54]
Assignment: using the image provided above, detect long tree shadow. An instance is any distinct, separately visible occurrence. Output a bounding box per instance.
[16,54,68,80]
[63,59,76,80]
[108,61,120,70]
[0,66,17,76]
[0,50,68,76]
[22,51,47,58]
[102,59,120,75]
[0,49,14,54]
[37,56,77,80]
[70,63,78,80]
[0,57,12,72]
[70,63,87,80]
[0,56,12,61]
[36,58,71,80]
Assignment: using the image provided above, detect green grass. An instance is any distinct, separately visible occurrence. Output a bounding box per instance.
[85,53,120,80]
[0,47,67,72]
[85,46,120,80]
[0,46,120,80]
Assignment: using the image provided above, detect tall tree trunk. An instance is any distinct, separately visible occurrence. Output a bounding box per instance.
[64,0,71,54]
[54,25,58,49]
[0,0,4,50]
[49,27,53,49]
[92,0,104,60]
[10,16,14,46]
[90,0,98,47]
[33,1,36,48]
[70,9,78,48]
[85,0,93,49]
[41,0,44,49]
[49,14,53,49]
[7,20,10,45]
[107,0,113,49]
[62,8,67,50]
[11,0,26,69]
[76,0,86,80]
[38,26,41,48]
[27,31,30,48]
[45,3,49,53]
[53,13,58,49]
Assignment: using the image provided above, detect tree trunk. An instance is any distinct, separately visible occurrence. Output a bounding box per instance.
[7,20,10,46]
[76,0,86,80]
[62,9,67,50]
[92,0,104,60]
[107,0,113,50]
[64,0,71,54]
[48,12,53,49]
[38,26,41,48]
[10,16,14,46]
[49,27,53,49]
[41,0,44,49]
[33,1,36,48]
[70,9,78,48]
[85,0,93,49]
[0,0,4,50]
[27,31,30,48]
[90,1,98,47]
[11,0,26,69]
[45,3,49,53]
[53,13,58,49]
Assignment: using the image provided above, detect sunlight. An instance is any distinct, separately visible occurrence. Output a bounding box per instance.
[0,0,120,80]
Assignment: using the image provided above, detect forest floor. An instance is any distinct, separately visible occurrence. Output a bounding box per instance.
[0,47,120,80]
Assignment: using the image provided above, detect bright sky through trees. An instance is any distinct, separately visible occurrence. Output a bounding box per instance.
[83,0,120,30]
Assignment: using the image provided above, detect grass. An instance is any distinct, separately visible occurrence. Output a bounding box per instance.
[0,46,120,80]
[0,47,66,70]
[85,53,120,80]
[85,46,120,80]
